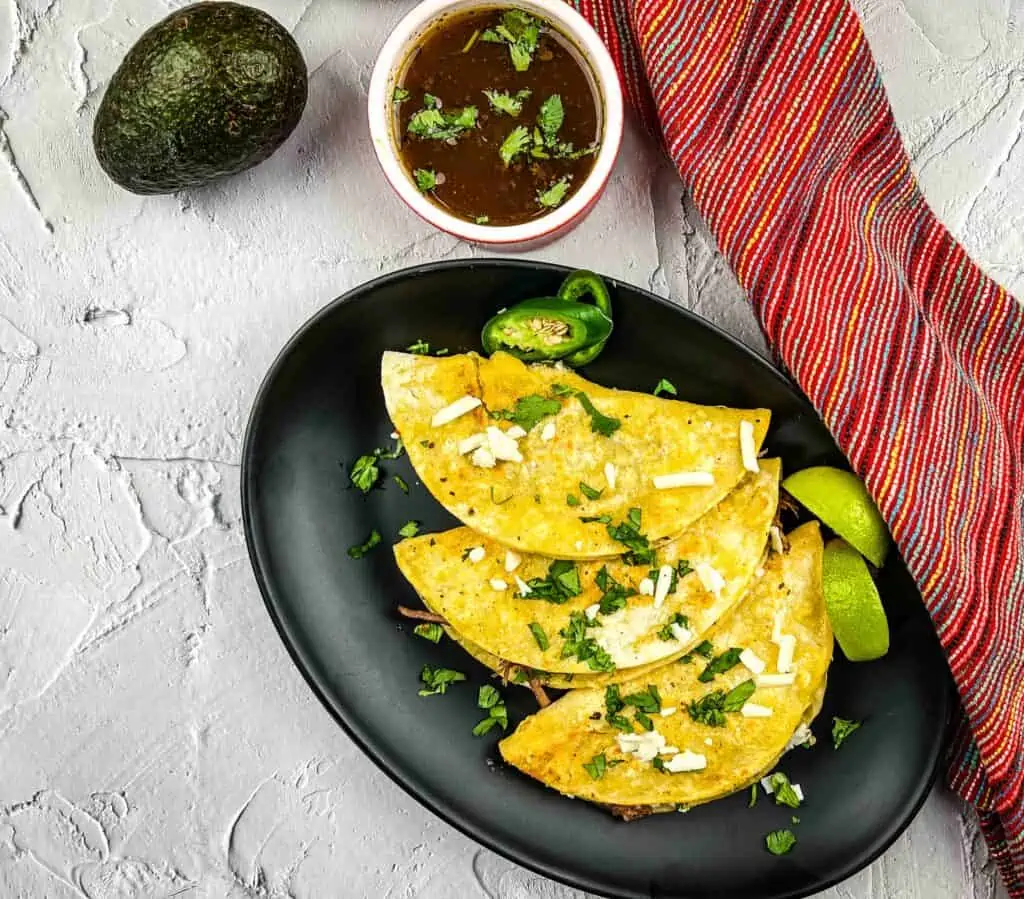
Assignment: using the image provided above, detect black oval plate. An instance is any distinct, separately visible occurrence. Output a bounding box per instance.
[242,260,952,899]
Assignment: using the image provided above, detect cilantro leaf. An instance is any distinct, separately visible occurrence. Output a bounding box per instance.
[537,94,564,143]
[393,86,410,103]
[398,520,420,538]
[677,559,694,579]
[500,124,532,166]
[480,10,541,71]
[537,177,571,209]
[635,710,654,731]
[413,168,438,192]
[529,622,549,650]
[566,494,580,507]
[579,481,602,500]
[723,679,756,711]
[604,685,634,732]
[692,640,715,659]
[832,716,861,749]
[413,622,444,643]
[657,612,690,641]
[478,684,501,709]
[522,559,582,603]
[653,378,677,397]
[550,382,575,397]
[767,771,802,809]
[559,610,614,672]
[348,529,381,559]
[376,438,404,460]
[766,829,797,856]
[473,685,508,736]
[349,454,380,493]
[688,679,755,726]
[575,391,621,436]
[583,753,607,780]
[595,565,636,614]
[749,785,758,807]
[698,646,744,683]
[491,394,561,430]
[483,88,531,116]
[418,665,465,696]
[475,215,489,225]
[580,514,613,524]
[606,507,655,565]
[407,339,431,354]
[408,101,478,141]
[393,474,409,493]
[621,684,662,714]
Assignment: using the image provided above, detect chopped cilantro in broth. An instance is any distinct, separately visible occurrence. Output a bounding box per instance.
[396,8,600,225]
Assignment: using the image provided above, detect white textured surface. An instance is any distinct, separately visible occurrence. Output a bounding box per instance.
[0,0,1018,896]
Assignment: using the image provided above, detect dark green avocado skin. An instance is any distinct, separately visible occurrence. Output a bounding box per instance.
[93,2,308,194]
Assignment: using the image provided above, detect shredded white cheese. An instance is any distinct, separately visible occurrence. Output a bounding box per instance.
[514,575,532,595]
[505,550,522,572]
[467,546,486,563]
[695,562,726,597]
[431,395,481,427]
[458,433,486,455]
[663,750,707,773]
[660,706,677,718]
[489,578,508,591]
[604,462,617,490]
[470,446,496,468]
[390,430,399,439]
[653,564,674,608]
[776,634,797,673]
[739,420,759,473]
[757,672,797,688]
[540,421,556,441]
[670,622,693,643]
[486,426,523,463]
[741,702,774,718]
[769,525,785,555]
[652,471,715,489]
[660,745,680,756]
[785,723,814,751]
[739,648,766,675]
[584,603,600,621]
[772,609,785,643]
[506,425,527,439]
[638,577,655,596]
[704,737,713,747]
[761,776,775,795]
[793,783,805,802]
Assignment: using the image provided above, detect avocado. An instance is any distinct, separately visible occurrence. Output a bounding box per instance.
[93,2,308,194]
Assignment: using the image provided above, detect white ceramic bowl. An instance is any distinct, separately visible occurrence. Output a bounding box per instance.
[368,0,624,247]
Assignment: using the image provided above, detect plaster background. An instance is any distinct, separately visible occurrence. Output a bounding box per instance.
[0,0,1019,896]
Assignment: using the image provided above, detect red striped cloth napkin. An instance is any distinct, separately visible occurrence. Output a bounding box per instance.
[571,0,1024,892]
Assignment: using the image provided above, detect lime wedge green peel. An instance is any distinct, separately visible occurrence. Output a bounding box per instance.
[822,539,890,661]
[782,466,891,567]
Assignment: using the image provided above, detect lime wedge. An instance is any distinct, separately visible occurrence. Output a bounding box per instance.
[782,466,890,567]
[822,539,890,661]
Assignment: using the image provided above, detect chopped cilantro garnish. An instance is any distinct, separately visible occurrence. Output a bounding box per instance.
[491,394,561,431]
[832,716,861,749]
[347,529,381,559]
[407,339,431,354]
[698,646,744,683]
[580,514,612,524]
[749,785,758,807]
[537,94,564,144]
[500,124,532,166]
[393,86,410,103]
[621,684,662,714]
[408,100,478,141]
[484,88,531,116]
[349,454,380,493]
[398,520,420,539]
[537,177,571,209]
[559,610,614,672]
[574,391,622,436]
[413,622,444,643]
[550,383,575,397]
[472,684,508,735]
[393,475,409,493]
[475,215,489,225]
[528,622,549,650]
[604,685,633,732]
[377,437,404,460]
[595,565,636,614]
[648,565,679,596]
[657,612,690,641]
[418,665,465,696]
[676,559,693,579]
[606,507,655,565]
[635,711,654,731]
[653,378,677,397]
[792,816,801,825]
[413,168,438,192]
[583,753,607,780]
[579,481,602,500]
[767,771,802,809]
[566,494,580,507]
[461,28,480,53]
[521,559,581,603]
[766,829,797,856]
[490,486,513,504]
[480,9,540,72]
[687,679,756,726]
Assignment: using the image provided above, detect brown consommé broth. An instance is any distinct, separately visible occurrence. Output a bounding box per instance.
[394,7,601,226]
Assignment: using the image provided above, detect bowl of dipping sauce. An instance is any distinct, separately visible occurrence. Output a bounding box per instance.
[368,0,624,247]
